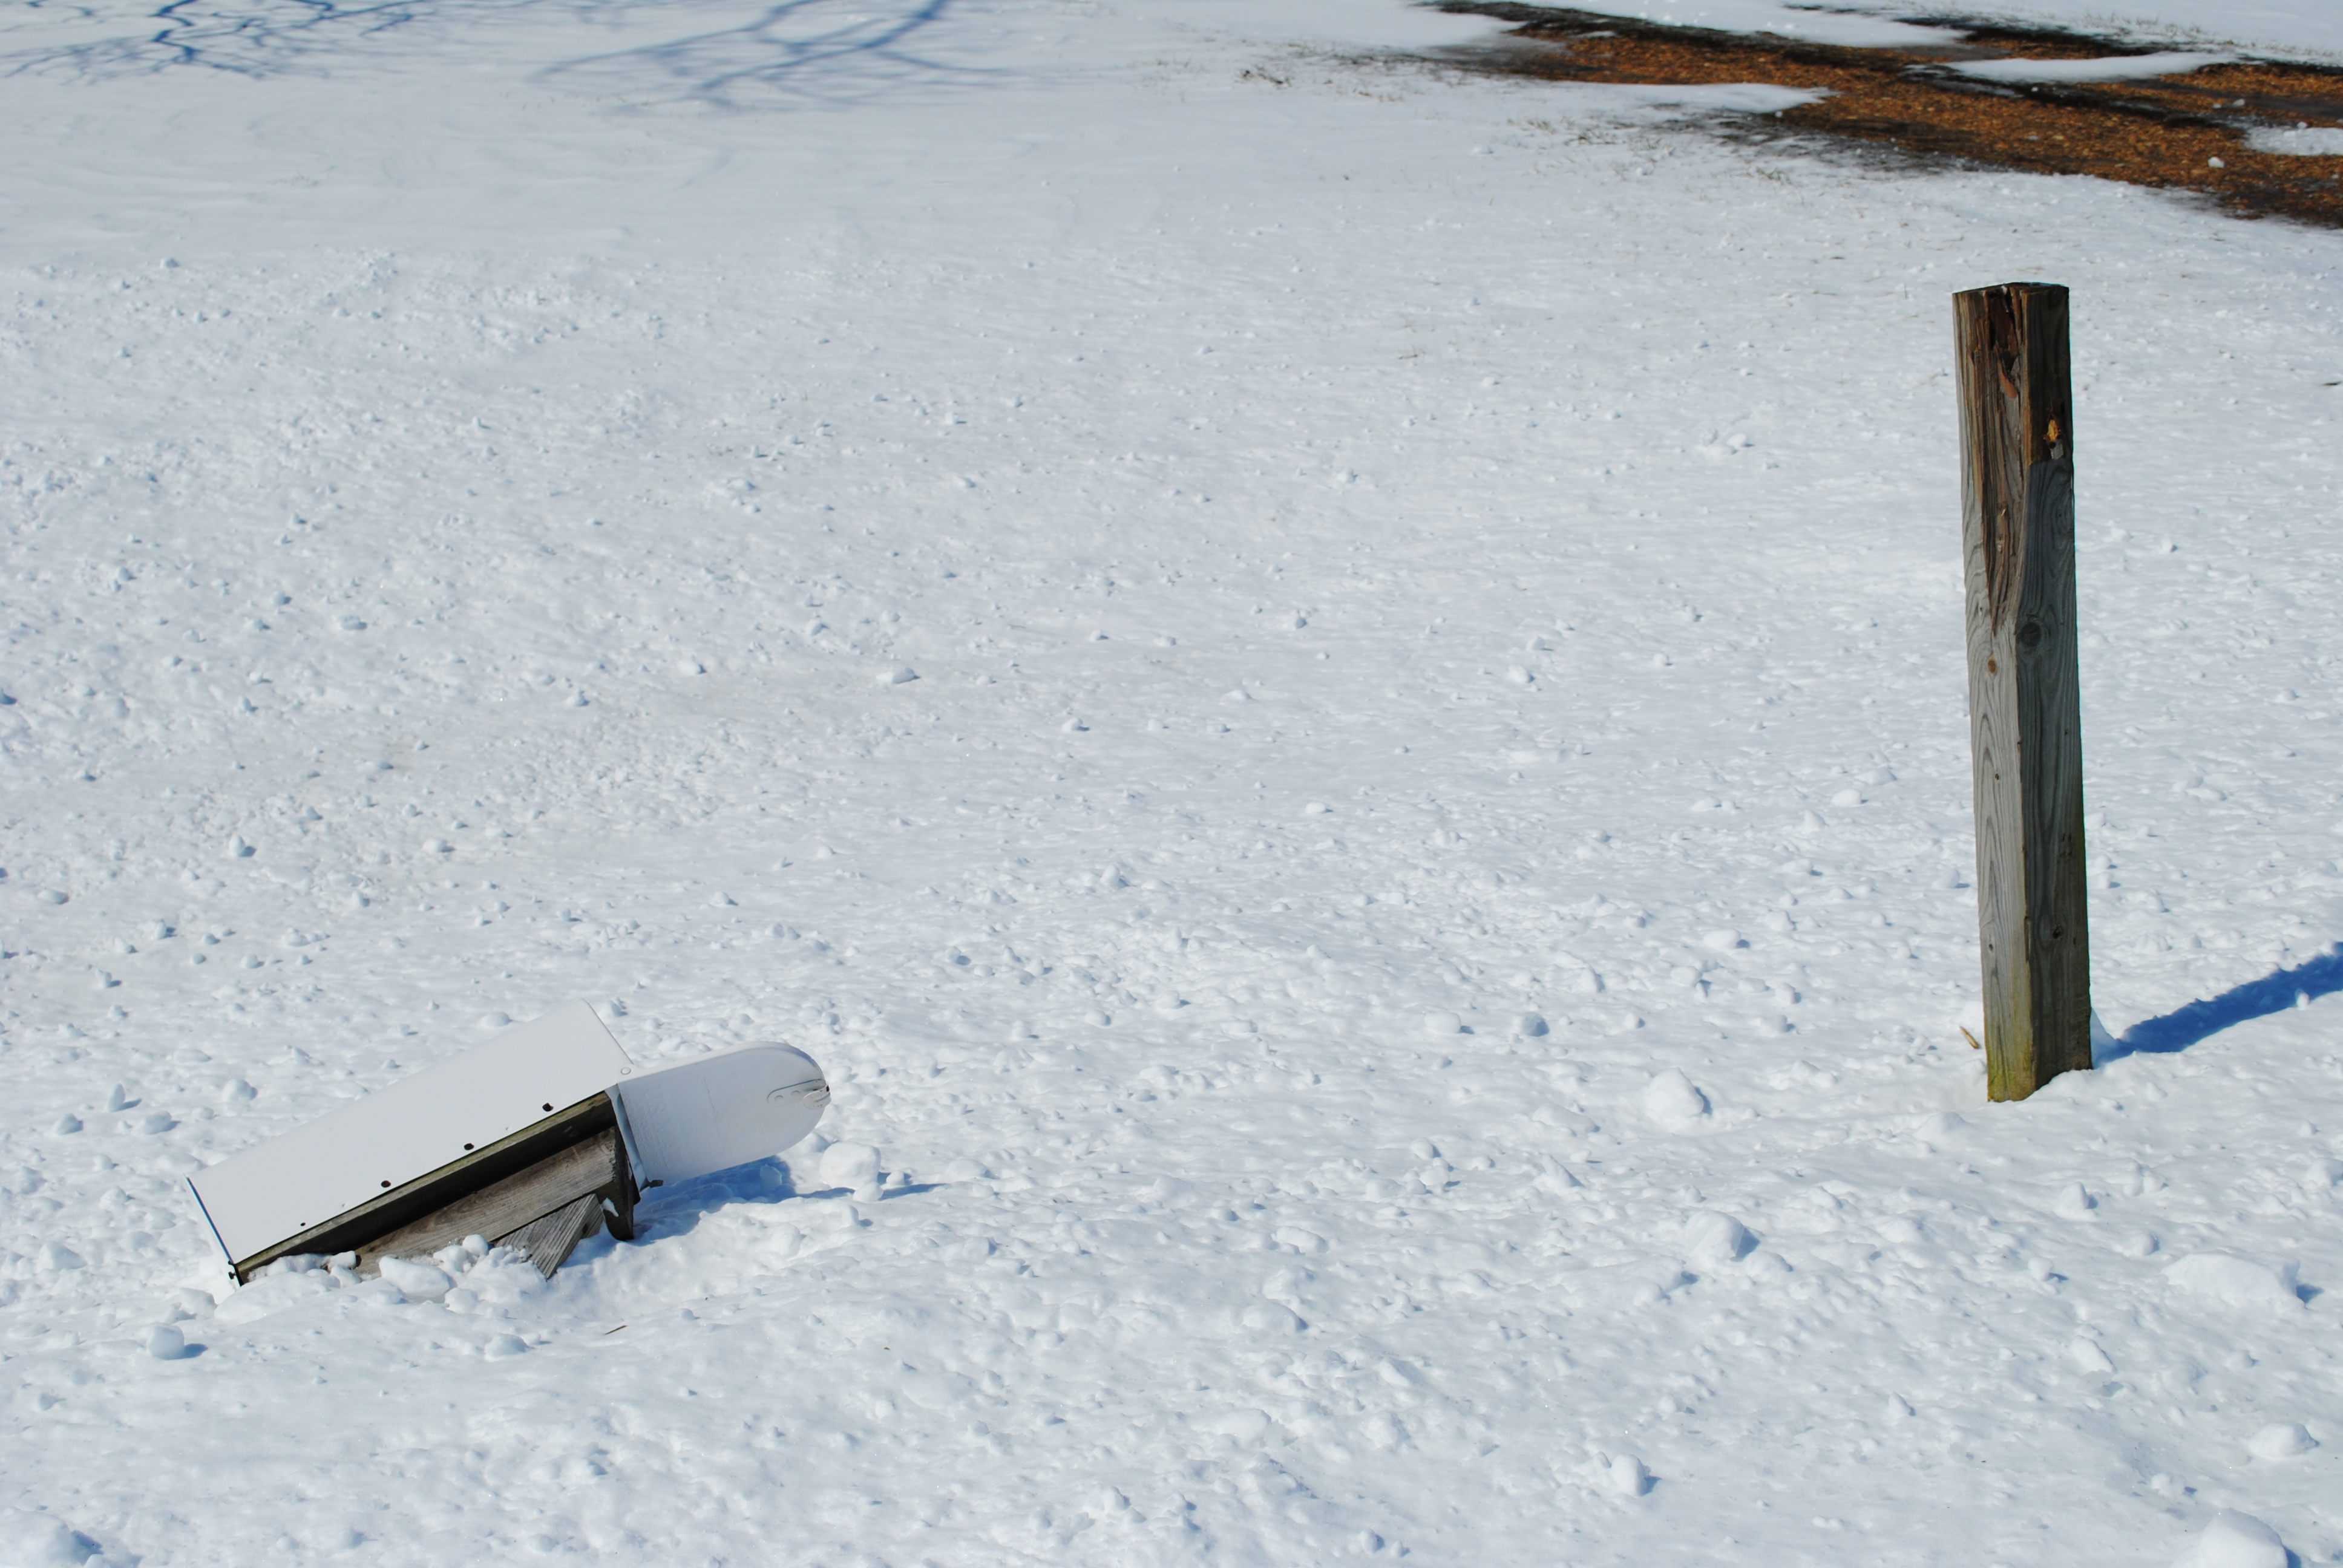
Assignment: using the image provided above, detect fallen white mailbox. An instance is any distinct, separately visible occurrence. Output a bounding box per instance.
[188,1001,830,1285]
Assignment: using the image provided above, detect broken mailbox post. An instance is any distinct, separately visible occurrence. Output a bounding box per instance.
[187,1002,831,1284]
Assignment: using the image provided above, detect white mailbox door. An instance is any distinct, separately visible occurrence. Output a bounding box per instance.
[612,1044,829,1189]
[189,1001,636,1265]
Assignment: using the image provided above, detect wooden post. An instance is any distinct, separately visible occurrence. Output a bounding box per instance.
[1955,282,2091,1100]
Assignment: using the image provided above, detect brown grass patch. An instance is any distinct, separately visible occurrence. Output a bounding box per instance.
[1438,4,2343,227]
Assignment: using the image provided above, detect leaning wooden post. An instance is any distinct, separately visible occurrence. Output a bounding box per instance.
[1955,282,2091,1100]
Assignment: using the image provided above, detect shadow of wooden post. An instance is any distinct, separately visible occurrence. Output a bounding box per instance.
[1955,281,2091,1100]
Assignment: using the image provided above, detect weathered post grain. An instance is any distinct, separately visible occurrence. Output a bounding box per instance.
[1955,282,2091,1100]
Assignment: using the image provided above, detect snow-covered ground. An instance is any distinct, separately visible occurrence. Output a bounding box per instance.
[5,1,2342,1563]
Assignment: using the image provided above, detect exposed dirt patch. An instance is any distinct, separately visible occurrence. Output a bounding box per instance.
[1438,4,2343,227]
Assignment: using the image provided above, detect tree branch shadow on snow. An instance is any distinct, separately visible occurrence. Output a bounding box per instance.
[3,0,994,108]
[2097,944,2343,1063]
[2,0,525,80]
[537,0,997,111]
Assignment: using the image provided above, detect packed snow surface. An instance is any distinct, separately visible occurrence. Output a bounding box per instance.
[4,0,2343,1563]
[2250,125,2343,157]
[1947,51,2232,82]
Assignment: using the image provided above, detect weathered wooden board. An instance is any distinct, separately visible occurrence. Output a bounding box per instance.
[1955,281,2092,1100]
[353,1126,626,1277]
[501,1193,606,1278]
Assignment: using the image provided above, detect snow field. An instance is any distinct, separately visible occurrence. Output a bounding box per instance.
[4,0,2343,1562]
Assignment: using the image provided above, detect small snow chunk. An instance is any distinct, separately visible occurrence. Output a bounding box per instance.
[1506,665,1532,685]
[1206,1408,1272,1442]
[483,1333,529,1360]
[1303,802,1330,815]
[480,1011,510,1029]
[1682,1211,1754,1266]
[0,1509,93,1566]
[39,1243,84,1272]
[219,1078,255,1102]
[226,835,255,859]
[2246,1422,2315,1460]
[1605,1453,1648,1497]
[877,666,918,685]
[2068,1338,2115,1374]
[52,1115,81,1135]
[1533,1160,1581,1195]
[1701,928,1743,952]
[2054,1181,2097,1218]
[2168,1253,2302,1312]
[2177,1511,2288,1568]
[1240,1302,1305,1334]
[145,1324,186,1360]
[378,1258,454,1301]
[2305,1157,2343,1189]
[1424,1010,1464,1037]
[1515,1013,1548,1037]
[941,1157,991,1182]
[1273,1226,1328,1253]
[136,1111,174,1135]
[819,1141,883,1198]
[1643,1068,1710,1125]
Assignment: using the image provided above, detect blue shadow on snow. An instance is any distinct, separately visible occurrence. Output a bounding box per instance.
[2100,942,2343,1062]
[5,0,986,109]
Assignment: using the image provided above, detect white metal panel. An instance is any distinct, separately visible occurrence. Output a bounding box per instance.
[189,1001,636,1264]
[611,1044,828,1189]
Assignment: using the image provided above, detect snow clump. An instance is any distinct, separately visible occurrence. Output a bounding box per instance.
[378,1258,455,1301]
[0,1509,94,1566]
[2068,1338,2115,1374]
[2246,1422,2315,1460]
[2175,1511,2289,1568]
[1680,1211,1754,1267]
[819,1141,883,1200]
[2166,1253,2302,1312]
[1643,1068,1709,1125]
